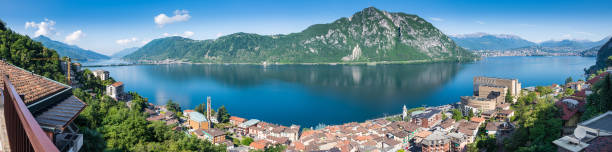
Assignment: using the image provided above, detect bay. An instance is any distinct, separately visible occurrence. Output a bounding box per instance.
[89,56,594,127]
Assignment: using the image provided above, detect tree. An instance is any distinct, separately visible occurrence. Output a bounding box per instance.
[505,89,514,103]
[565,76,573,84]
[241,137,254,146]
[217,106,230,123]
[166,100,181,113]
[195,103,205,114]
[441,110,447,120]
[468,110,474,119]
[451,109,463,121]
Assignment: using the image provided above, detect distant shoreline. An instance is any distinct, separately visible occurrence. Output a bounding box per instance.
[83,57,480,67]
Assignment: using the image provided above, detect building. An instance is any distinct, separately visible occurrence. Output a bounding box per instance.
[461,96,497,114]
[473,76,521,102]
[556,97,586,132]
[106,81,124,100]
[448,132,467,152]
[230,116,247,126]
[411,109,442,128]
[198,128,226,144]
[421,131,450,152]
[92,69,109,80]
[0,61,86,151]
[553,111,612,152]
[566,81,584,91]
[187,111,210,130]
[237,119,260,135]
[475,84,508,104]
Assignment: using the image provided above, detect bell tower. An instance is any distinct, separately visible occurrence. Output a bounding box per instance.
[206,96,212,128]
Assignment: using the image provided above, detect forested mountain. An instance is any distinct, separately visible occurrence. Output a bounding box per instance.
[450,33,536,50]
[580,45,603,57]
[0,20,66,82]
[111,47,139,58]
[587,38,612,73]
[539,37,610,51]
[124,7,476,63]
[33,35,109,60]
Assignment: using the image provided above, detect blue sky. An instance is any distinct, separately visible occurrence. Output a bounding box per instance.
[2,0,611,55]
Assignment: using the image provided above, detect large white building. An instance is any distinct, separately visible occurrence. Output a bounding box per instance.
[93,69,110,80]
[106,81,124,100]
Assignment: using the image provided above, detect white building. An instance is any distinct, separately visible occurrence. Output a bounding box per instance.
[106,81,124,100]
[92,70,109,80]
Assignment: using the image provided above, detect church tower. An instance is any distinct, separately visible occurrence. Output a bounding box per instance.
[402,105,408,120]
[206,96,212,128]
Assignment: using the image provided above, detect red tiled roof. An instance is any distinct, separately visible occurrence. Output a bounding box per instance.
[111,81,123,87]
[587,73,608,84]
[555,97,586,120]
[230,116,246,123]
[0,61,68,104]
[250,140,268,150]
[470,117,486,123]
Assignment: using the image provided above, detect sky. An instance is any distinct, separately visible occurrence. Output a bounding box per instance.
[1,0,611,55]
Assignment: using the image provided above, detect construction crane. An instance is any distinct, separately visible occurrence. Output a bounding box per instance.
[31,57,79,85]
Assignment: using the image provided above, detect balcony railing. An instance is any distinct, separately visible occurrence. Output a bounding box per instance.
[3,75,59,152]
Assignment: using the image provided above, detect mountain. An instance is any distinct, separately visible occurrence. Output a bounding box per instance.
[587,38,612,73]
[124,7,475,63]
[450,33,536,50]
[33,36,109,60]
[111,47,139,58]
[539,36,610,51]
[581,45,603,57]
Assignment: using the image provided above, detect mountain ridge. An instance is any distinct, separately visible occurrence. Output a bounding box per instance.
[124,7,476,63]
[33,35,109,60]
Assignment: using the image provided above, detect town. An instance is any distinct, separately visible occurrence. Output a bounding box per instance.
[2,55,610,152]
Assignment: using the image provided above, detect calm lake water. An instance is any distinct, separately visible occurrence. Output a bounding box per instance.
[89,56,594,127]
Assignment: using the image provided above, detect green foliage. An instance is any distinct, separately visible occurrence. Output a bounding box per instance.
[123,7,476,63]
[73,72,225,151]
[586,38,612,73]
[505,89,514,103]
[217,105,230,123]
[241,137,254,146]
[468,110,474,119]
[581,74,612,121]
[441,110,448,120]
[0,19,66,83]
[451,109,463,121]
[166,99,181,113]
[565,76,573,84]
[535,86,553,95]
[564,88,575,96]
[504,91,562,152]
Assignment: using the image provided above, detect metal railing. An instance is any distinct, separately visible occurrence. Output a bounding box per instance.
[3,75,59,152]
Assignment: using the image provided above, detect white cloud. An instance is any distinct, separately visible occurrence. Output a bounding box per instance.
[216,32,223,38]
[64,30,83,44]
[25,18,56,37]
[116,37,139,45]
[182,31,194,37]
[154,10,191,27]
[475,21,485,24]
[561,33,572,39]
[429,17,444,22]
[161,31,195,38]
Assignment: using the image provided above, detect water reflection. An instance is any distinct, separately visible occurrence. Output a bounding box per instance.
[141,63,461,103]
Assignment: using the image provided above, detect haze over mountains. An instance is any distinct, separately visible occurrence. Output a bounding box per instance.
[450,33,610,53]
[110,47,139,58]
[124,7,475,63]
[33,36,109,60]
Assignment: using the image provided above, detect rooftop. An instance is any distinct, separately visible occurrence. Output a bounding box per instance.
[0,61,68,104]
[188,111,207,122]
[239,119,260,128]
[110,81,123,87]
[413,109,441,119]
[579,111,612,134]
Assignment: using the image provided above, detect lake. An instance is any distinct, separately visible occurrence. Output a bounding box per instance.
[89,56,594,127]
